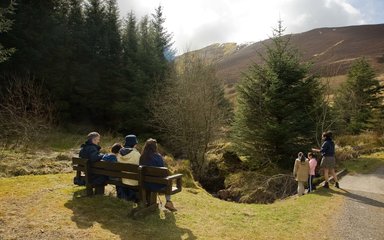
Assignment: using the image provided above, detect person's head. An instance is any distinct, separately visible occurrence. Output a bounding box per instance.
[322,131,333,140]
[142,138,158,154]
[87,132,100,145]
[308,152,314,159]
[298,152,305,162]
[124,134,138,148]
[111,143,122,154]
[140,138,158,164]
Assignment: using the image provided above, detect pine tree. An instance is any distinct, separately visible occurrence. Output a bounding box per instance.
[151,5,174,80]
[232,22,321,170]
[334,58,384,134]
[0,1,15,63]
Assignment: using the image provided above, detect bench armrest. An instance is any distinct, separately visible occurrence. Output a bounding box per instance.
[164,173,183,181]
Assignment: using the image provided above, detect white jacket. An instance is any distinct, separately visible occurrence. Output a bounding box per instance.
[118,148,140,186]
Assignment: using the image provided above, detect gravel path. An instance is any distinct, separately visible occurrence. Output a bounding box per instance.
[329,166,384,240]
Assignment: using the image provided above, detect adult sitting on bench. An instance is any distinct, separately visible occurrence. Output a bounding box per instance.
[140,138,177,211]
[117,134,141,201]
[79,132,106,194]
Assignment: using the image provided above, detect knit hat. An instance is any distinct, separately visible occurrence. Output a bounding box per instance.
[124,134,138,148]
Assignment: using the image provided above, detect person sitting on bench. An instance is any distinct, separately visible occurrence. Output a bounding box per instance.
[79,132,106,191]
[139,138,177,211]
[117,135,141,201]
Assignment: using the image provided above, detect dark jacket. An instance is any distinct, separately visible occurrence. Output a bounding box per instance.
[140,153,166,191]
[320,138,335,157]
[140,153,164,167]
[79,140,104,162]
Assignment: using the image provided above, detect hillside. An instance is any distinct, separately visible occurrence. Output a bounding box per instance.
[181,24,384,85]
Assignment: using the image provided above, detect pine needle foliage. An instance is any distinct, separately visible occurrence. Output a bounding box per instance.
[233,21,322,170]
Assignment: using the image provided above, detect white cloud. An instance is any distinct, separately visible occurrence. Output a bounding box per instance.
[116,0,380,54]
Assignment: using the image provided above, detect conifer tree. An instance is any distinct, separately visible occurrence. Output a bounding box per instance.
[151,5,174,80]
[334,58,384,134]
[233,21,321,170]
[0,1,15,64]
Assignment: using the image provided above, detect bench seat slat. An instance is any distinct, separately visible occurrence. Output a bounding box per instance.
[92,161,139,172]
[142,174,182,185]
[142,166,169,177]
[91,169,139,180]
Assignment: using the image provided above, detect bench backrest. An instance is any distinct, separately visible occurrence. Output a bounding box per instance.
[72,157,182,198]
[72,157,140,180]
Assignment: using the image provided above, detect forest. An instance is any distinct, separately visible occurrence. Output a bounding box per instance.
[1,0,384,182]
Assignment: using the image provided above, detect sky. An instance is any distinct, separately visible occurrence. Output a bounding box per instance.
[116,0,384,54]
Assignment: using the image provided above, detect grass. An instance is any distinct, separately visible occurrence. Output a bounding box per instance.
[0,130,156,178]
[0,173,344,240]
[0,130,382,239]
[341,152,384,174]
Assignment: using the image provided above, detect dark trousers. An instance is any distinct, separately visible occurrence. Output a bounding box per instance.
[308,175,316,192]
[116,186,138,202]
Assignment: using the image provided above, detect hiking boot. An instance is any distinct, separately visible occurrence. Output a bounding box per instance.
[323,182,329,188]
[164,201,177,212]
[335,182,340,188]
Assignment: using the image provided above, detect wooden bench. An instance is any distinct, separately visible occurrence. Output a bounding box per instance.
[72,157,183,217]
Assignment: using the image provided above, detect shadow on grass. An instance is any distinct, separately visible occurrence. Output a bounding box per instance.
[312,187,384,208]
[64,189,196,240]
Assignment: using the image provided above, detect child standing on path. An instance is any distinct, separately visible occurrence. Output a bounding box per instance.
[307,152,317,193]
[293,152,310,196]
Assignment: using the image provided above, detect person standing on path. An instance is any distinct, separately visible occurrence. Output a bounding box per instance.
[313,131,339,189]
[293,152,310,196]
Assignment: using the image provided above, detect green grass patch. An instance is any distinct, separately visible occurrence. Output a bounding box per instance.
[0,173,343,240]
[341,152,384,174]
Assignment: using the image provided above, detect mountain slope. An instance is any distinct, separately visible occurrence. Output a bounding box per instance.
[181,24,384,85]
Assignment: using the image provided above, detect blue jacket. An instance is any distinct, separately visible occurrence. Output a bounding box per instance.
[102,154,118,163]
[79,140,104,162]
[320,138,335,157]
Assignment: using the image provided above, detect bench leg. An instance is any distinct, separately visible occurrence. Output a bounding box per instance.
[149,192,157,206]
[95,185,105,195]
[86,185,93,196]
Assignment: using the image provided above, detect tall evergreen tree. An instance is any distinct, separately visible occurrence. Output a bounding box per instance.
[0,0,69,110]
[334,58,384,134]
[151,5,174,80]
[232,22,321,170]
[0,0,15,64]
[82,0,123,126]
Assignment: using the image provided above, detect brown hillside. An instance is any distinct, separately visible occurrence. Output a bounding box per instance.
[182,24,384,85]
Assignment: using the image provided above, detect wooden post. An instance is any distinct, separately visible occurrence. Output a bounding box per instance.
[138,166,146,205]
[149,192,157,206]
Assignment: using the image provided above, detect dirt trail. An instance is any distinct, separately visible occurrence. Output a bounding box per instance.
[329,167,384,240]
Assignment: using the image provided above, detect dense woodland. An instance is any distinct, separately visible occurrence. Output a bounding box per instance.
[0,0,173,134]
[1,0,384,177]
